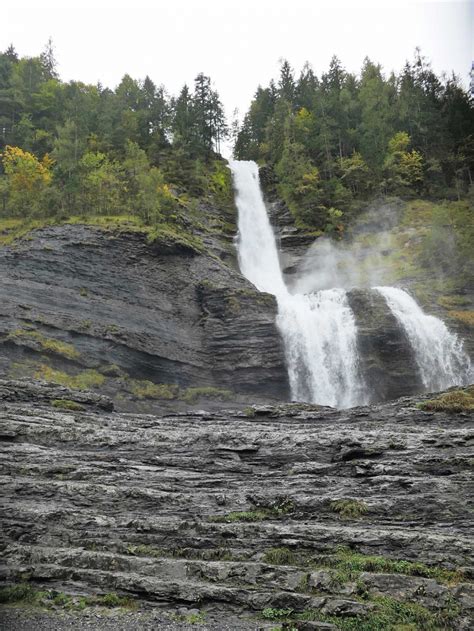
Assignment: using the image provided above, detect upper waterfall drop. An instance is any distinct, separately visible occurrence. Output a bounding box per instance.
[376,286,472,391]
[230,160,363,409]
[231,160,287,296]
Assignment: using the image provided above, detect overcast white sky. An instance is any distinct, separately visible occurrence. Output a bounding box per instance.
[3,0,473,120]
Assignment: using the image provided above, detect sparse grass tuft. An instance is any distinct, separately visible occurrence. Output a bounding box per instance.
[51,398,84,411]
[447,310,474,327]
[0,583,135,611]
[243,407,256,417]
[7,329,80,360]
[263,547,298,565]
[35,365,105,390]
[210,499,295,523]
[420,387,474,413]
[129,380,179,400]
[330,499,368,519]
[0,583,40,604]
[95,592,135,608]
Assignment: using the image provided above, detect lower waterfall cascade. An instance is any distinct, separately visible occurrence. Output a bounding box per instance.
[230,160,472,408]
[376,286,472,391]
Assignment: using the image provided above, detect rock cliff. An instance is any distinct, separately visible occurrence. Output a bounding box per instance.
[0,380,473,629]
[0,209,440,410]
[0,220,290,411]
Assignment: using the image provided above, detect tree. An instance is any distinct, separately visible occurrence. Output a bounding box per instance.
[275,137,326,227]
[172,84,193,147]
[278,59,295,103]
[339,152,371,195]
[1,144,53,214]
[40,37,58,79]
[77,151,122,214]
[383,131,423,193]
[191,73,227,156]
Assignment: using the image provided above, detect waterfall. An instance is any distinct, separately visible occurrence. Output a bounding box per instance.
[231,160,362,408]
[376,286,472,391]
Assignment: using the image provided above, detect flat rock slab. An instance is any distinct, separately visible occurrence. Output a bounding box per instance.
[0,380,473,628]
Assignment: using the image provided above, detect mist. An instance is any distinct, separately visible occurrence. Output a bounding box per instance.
[288,201,404,294]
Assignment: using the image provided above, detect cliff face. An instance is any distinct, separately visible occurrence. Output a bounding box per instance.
[0,184,469,410]
[1,380,473,629]
[0,221,290,411]
[347,289,422,402]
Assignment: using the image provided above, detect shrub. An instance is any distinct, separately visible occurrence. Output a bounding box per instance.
[130,380,179,400]
[51,399,84,411]
[330,499,368,519]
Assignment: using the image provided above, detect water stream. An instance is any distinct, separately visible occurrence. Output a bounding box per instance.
[376,286,471,391]
[230,160,471,407]
[231,160,361,408]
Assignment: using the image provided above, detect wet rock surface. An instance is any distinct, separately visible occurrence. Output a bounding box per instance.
[0,225,289,411]
[347,289,423,402]
[0,380,473,629]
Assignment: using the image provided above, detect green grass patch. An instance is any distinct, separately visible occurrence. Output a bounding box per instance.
[0,584,135,612]
[7,329,80,360]
[35,365,105,390]
[0,217,57,246]
[51,398,85,411]
[279,595,460,630]
[171,610,206,625]
[261,546,464,586]
[0,214,206,255]
[419,387,474,413]
[262,607,294,620]
[146,222,205,254]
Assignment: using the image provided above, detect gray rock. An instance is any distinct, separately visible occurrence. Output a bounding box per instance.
[0,379,473,629]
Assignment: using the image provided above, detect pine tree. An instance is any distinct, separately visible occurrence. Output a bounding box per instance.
[40,37,58,79]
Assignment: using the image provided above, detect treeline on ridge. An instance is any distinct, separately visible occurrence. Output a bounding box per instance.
[0,40,231,225]
[233,52,473,231]
[0,42,472,240]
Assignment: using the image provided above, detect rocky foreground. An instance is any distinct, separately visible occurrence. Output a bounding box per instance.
[1,380,473,630]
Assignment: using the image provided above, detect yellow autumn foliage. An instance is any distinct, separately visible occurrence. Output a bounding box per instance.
[2,145,53,192]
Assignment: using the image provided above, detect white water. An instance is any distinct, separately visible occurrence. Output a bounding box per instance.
[231,160,362,408]
[376,286,472,391]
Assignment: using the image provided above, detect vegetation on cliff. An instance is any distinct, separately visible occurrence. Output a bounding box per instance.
[233,52,473,233]
[0,42,233,243]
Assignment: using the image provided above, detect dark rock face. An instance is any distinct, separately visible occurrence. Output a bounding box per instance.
[0,380,473,628]
[0,224,289,409]
[259,165,316,276]
[347,289,423,402]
